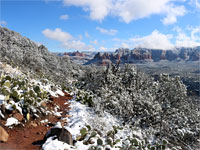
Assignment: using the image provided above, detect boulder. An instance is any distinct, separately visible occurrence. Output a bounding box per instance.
[0,126,9,142]
[44,127,73,145]
[13,113,23,121]
[41,102,47,107]
[30,122,37,127]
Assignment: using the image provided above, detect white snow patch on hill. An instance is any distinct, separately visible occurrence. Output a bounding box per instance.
[43,99,143,150]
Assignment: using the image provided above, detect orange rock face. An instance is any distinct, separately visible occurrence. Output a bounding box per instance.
[0,126,9,142]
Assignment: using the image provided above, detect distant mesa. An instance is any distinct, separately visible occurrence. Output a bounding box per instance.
[57,51,97,65]
[85,47,200,65]
[63,51,86,57]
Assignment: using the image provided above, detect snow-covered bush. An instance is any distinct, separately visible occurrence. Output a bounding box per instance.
[76,63,199,149]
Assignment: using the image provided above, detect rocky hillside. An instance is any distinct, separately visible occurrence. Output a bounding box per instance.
[0,27,83,83]
[0,27,199,150]
[85,47,200,65]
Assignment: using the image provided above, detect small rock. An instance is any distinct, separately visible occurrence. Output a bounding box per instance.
[24,135,28,138]
[0,104,7,119]
[47,122,55,126]
[105,145,112,150]
[89,138,95,144]
[44,127,73,145]
[0,126,9,142]
[60,120,67,126]
[41,102,46,107]
[13,113,23,122]
[30,122,37,127]
[65,114,72,118]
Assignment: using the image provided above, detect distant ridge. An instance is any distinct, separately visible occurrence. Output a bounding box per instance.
[85,47,200,65]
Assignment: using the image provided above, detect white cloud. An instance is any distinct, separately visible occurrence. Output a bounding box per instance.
[85,31,90,38]
[128,27,200,49]
[162,4,186,25]
[111,27,200,50]
[63,0,186,24]
[60,14,69,20]
[96,27,118,35]
[78,34,83,40]
[175,26,200,47]
[113,0,168,23]
[63,0,111,21]
[99,46,107,51]
[42,28,73,42]
[189,0,200,9]
[121,43,130,48]
[130,30,174,49]
[90,40,98,45]
[0,21,7,26]
[62,40,94,50]
[42,28,94,50]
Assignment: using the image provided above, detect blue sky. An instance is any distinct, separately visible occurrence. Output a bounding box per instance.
[0,0,200,52]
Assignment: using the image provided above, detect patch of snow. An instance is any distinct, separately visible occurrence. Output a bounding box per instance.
[48,90,57,97]
[42,136,75,150]
[5,100,22,114]
[0,95,5,104]
[56,89,65,96]
[34,113,39,118]
[53,122,62,128]
[5,117,19,126]
[42,99,144,150]
[54,111,62,117]
[41,119,48,123]
[16,103,22,114]
[65,99,121,139]
[5,103,14,111]
[0,63,22,75]
[74,141,91,150]
[30,79,62,97]
[0,110,5,118]
[46,110,52,115]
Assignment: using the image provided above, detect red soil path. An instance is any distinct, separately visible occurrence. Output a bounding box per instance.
[0,93,72,150]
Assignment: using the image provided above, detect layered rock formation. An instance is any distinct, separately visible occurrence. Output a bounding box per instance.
[86,47,200,65]
[63,51,86,57]
[57,51,97,64]
[0,27,82,82]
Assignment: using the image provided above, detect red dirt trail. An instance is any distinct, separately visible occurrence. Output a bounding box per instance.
[0,93,72,150]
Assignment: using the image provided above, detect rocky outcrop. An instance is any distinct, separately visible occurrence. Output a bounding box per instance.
[0,27,83,83]
[13,113,23,122]
[0,126,9,142]
[44,127,73,145]
[57,51,97,65]
[86,47,200,65]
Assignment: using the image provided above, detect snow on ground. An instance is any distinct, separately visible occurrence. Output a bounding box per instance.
[30,79,65,97]
[42,136,76,150]
[0,62,22,76]
[42,98,143,150]
[0,95,5,104]
[5,117,19,127]
[65,99,121,139]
